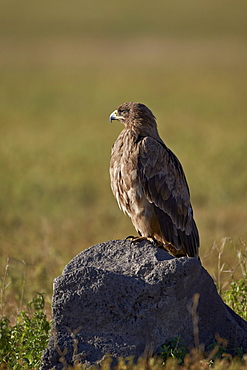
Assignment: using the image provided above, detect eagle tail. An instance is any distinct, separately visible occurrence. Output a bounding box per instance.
[154,207,200,258]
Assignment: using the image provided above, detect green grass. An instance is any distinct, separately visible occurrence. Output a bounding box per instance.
[0,0,247,345]
[2,2,247,367]
[0,294,51,369]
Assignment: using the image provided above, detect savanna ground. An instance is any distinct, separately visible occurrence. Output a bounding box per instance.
[0,0,247,367]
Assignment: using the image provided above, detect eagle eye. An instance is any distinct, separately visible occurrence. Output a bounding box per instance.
[120,109,129,118]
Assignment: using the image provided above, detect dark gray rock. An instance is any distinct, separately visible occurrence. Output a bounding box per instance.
[41,239,247,369]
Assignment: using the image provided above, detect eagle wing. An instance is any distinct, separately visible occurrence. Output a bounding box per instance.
[138,136,199,257]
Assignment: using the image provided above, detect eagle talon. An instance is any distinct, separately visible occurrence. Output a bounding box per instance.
[126,236,158,246]
[125,235,135,241]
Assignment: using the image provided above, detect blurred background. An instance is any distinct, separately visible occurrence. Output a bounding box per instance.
[1,0,247,313]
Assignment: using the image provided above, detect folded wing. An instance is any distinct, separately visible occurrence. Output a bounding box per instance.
[138,136,199,257]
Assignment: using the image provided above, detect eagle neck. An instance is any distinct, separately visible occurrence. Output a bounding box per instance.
[126,119,161,141]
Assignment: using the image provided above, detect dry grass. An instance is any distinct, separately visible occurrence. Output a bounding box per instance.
[0,0,247,316]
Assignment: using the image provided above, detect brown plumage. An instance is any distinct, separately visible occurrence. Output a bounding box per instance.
[109,102,199,258]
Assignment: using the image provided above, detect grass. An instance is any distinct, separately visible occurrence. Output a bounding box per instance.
[0,294,51,369]
[0,0,247,367]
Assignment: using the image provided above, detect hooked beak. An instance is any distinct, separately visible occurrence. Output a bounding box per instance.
[109,110,124,123]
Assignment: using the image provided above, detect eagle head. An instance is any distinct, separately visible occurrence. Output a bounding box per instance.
[109,102,156,127]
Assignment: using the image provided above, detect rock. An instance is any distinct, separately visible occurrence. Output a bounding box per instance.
[41,239,247,369]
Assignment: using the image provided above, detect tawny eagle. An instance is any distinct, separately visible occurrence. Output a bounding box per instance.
[109,102,199,258]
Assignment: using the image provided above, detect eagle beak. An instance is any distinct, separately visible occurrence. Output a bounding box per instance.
[109,110,124,122]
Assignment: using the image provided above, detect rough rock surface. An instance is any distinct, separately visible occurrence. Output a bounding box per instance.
[41,239,247,369]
